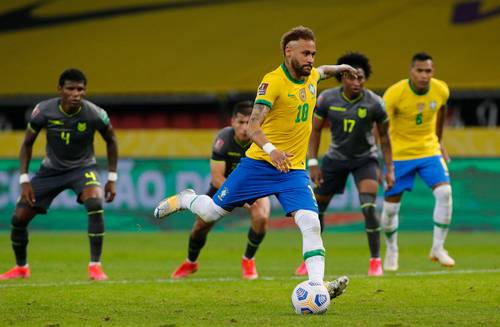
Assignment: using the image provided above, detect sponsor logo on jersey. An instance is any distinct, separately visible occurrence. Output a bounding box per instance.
[308,83,316,96]
[48,119,64,125]
[258,83,268,95]
[299,88,306,101]
[429,100,437,109]
[358,107,367,118]
[77,122,87,132]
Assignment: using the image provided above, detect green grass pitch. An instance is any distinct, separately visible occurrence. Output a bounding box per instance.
[0,231,499,326]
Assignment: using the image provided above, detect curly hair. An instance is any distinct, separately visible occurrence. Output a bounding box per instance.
[335,52,372,82]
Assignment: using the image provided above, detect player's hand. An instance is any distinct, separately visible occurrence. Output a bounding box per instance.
[104,181,116,203]
[20,182,36,207]
[337,64,358,79]
[270,149,293,173]
[384,166,395,191]
[309,165,324,186]
[441,145,451,163]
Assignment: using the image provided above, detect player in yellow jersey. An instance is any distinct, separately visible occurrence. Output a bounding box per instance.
[381,52,454,271]
[154,26,357,300]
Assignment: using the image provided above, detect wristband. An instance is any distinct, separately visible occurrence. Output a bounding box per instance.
[262,142,276,155]
[19,173,30,184]
[307,158,319,167]
[108,172,118,182]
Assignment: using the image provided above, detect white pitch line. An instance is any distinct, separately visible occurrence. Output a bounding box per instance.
[0,268,498,289]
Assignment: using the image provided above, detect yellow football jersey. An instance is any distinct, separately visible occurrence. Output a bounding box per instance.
[246,64,321,170]
[383,78,449,160]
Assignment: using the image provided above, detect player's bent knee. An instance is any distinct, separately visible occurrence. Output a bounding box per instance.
[192,195,226,223]
[381,201,401,231]
[294,210,321,234]
[359,193,378,229]
[84,197,103,212]
[433,184,452,204]
[433,184,452,223]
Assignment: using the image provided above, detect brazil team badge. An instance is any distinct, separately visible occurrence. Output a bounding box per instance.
[299,88,306,102]
[358,107,367,118]
[77,122,87,132]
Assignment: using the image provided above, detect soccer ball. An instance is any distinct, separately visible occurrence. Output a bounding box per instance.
[291,280,330,314]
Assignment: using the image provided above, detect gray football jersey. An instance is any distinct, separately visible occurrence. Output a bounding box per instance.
[315,87,387,160]
[28,98,110,170]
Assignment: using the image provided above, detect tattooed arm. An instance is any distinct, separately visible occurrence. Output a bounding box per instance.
[247,103,293,172]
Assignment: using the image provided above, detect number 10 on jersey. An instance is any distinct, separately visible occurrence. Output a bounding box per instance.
[295,103,309,123]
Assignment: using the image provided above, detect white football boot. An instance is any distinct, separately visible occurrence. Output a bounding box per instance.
[324,275,349,300]
[383,248,399,271]
[429,247,455,267]
[154,189,196,219]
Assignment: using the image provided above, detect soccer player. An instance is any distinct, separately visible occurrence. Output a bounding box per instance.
[155,26,357,299]
[171,101,271,280]
[381,52,454,271]
[296,52,394,277]
[0,69,118,281]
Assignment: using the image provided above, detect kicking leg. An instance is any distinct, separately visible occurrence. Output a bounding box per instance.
[155,190,228,222]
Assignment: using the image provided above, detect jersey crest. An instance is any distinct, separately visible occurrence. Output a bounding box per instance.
[299,88,306,101]
[358,107,367,118]
[77,122,87,132]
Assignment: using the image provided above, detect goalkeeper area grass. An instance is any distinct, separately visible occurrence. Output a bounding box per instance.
[0,231,498,326]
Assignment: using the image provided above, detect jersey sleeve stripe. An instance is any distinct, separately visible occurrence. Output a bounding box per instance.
[254,99,273,109]
[314,113,324,120]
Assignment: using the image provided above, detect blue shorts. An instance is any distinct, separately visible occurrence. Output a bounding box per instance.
[213,158,318,215]
[385,155,450,197]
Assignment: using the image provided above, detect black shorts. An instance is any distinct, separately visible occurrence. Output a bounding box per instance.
[315,156,379,196]
[19,164,101,213]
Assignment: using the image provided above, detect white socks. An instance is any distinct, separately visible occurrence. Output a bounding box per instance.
[381,201,401,252]
[432,185,453,250]
[294,210,325,283]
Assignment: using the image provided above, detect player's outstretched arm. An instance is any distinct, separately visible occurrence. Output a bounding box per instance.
[99,126,118,202]
[317,64,358,80]
[248,104,293,173]
[376,120,395,190]
[19,130,38,206]
[308,115,325,186]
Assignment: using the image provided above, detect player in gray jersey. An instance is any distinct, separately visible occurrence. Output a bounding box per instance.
[295,52,394,276]
[169,101,271,280]
[0,69,118,281]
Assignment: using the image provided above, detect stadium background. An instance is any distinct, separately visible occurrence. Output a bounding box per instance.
[0,0,499,232]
